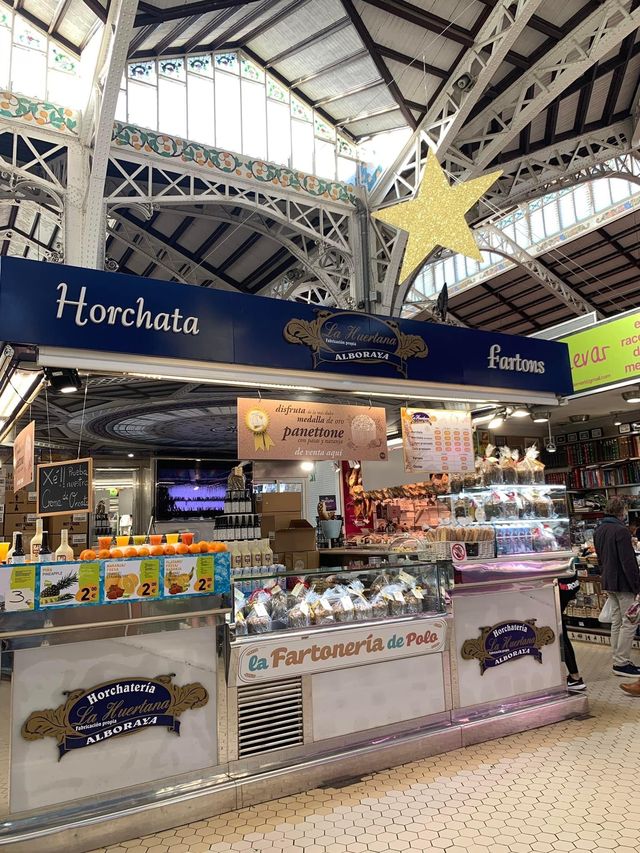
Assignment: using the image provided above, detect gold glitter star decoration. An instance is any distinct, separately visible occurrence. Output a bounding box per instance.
[372,151,502,282]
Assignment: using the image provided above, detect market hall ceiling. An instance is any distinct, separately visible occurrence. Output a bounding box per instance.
[4,0,640,322]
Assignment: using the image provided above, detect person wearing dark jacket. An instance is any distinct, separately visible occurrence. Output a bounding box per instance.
[593,497,640,677]
[558,559,586,691]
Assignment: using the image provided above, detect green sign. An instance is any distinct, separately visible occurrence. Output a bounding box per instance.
[562,310,640,394]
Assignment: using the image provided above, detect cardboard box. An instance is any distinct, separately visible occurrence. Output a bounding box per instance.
[4,490,36,511]
[256,492,302,514]
[261,512,301,537]
[283,550,320,572]
[273,519,316,553]
[49,515,88,534]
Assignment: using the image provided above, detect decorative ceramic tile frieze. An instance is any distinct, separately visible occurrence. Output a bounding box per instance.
[111,121,356,205]
[0,91,78,133]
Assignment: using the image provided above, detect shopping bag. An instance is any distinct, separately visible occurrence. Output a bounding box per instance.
[599,596,614,623]
[626,599,640,624]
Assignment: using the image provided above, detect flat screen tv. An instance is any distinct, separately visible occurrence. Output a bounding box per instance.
[155,459,253,521]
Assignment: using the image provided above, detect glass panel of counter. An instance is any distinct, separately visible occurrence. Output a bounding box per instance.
[231,561,448,637]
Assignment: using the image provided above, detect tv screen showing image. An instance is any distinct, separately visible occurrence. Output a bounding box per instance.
[155,459,253,520]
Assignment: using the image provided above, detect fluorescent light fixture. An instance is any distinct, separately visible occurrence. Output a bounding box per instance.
[0,370,44,443]
[510,405,530,418]
[300,461,315,472]
[37,348,560,407]
[488,414,504,429]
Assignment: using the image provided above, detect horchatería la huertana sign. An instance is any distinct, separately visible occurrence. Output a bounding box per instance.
[461,619,555,675]
[283,310,427,378]
[0,256,573,396]
[21,675,208,759]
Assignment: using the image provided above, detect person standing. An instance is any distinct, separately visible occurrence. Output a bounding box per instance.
[558,559,586,691]
[594,497,640,677]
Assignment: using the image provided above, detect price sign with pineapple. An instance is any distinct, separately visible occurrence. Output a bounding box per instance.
[164,555,214,597]
[102,558,160,602]
[39,562,100,608]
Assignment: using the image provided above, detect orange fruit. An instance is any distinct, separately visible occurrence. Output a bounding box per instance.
[199,541,210,553]
[176,543,189,555]
[124,547,137,558]
[138,546,150,557]
[79,550,88,561]
[110,548,124,558]
[188,542,201,554]
[150,545,164,556]
[163,544,176,555]
[82,549,97,561]
[97,549,111,559]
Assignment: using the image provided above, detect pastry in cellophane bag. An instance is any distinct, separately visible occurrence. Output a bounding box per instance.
[518,445,545,484]
[499,446,518,484]
[481,444,502,485]
[246,590,273,634]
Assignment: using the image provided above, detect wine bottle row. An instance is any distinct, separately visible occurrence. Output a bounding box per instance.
[214,514,261,541]
[224,489,254,515]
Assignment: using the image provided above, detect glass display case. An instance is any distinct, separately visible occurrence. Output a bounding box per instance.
[231,561,447,637]
[440,484,570,556]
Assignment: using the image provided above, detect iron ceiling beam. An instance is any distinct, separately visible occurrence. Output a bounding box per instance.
[341,0,417,130]
[49,0,74,34]
[371,0,544,207]
[134,0,255,27]
[447,0,640,179]
[237,0,312,46]
[374,44,448,80]
[291,49,369,87]
[217,232,261,274]
[0,0,80,54]
[80,0,108,24]
[265,18,351,67]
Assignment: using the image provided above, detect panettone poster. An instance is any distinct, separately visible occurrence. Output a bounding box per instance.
[401,408,474,474]
[237,398,388,461]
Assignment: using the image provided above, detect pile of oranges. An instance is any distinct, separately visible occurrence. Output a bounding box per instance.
[78,541,228,561]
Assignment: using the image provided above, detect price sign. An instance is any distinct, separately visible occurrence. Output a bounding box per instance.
[163,555,214,597]
[39,561,100,608]
[102,558,160,603]
[0,565,36,611]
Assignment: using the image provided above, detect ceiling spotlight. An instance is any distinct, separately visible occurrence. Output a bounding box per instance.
[300,461,315,472]
[569,414,590,423]
[44,367,82,394]
[127,452,134,458]
[613,413,623,426]
[455,73,473,91]
[488,413,504,430]
[510,405,530,418]
[623,389,640,404]
[533,411,550,423]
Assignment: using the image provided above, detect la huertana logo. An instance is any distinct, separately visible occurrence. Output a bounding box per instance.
[21,675,208,759]
[461,619,555,675]
[284,310,427,378]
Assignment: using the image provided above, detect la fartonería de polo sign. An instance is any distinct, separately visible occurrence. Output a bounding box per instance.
[0,257,573,397]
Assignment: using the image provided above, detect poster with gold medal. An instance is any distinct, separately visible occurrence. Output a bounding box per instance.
[237,398,388,461]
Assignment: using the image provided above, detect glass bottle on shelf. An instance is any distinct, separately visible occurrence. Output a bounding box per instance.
[8,532,25,565]
[30,518,43,562]
[55,529,74,562]
[39,531,54,563]
[6,531,18,563]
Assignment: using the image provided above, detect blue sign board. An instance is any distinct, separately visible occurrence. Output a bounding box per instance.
[461,619,556,675]
[0,257,573,395]
[22,675,209,758]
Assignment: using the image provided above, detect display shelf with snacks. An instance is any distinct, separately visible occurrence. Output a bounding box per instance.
[231,561,446,637]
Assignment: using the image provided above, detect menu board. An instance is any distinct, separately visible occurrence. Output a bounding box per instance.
[37,458,92,516]
[401,408,474,474]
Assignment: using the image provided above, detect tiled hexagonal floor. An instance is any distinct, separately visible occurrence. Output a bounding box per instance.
[93,643,640,853]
